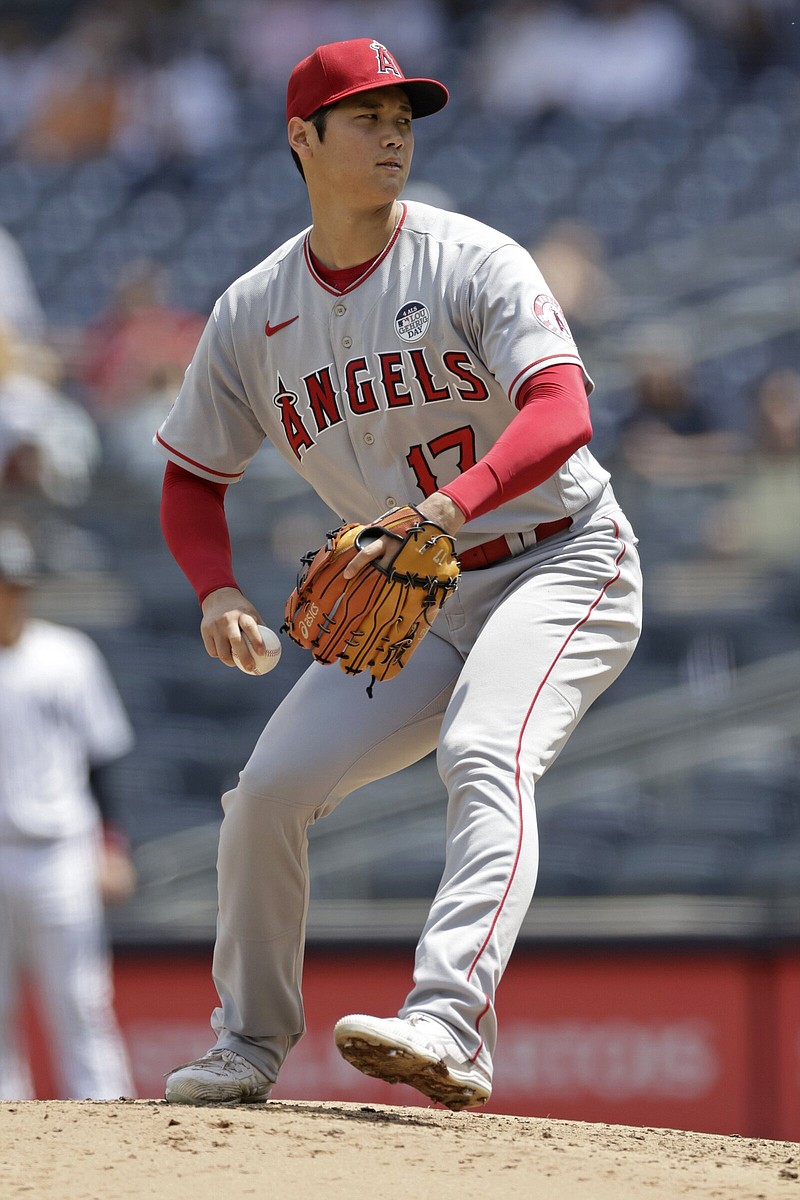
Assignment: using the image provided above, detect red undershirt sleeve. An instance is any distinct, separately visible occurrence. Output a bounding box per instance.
[160,459,240,604]
[439,363,593,522]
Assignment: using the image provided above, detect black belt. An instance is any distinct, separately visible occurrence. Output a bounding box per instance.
[459,516,573,572]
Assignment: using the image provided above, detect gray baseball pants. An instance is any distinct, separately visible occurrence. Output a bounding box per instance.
[210,486,643,1085]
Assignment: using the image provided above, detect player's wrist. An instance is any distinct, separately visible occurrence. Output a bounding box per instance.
[416,493,467,536]
[200,585,245,613]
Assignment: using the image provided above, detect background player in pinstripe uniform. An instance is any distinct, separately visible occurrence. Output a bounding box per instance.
[0,523,136,1100]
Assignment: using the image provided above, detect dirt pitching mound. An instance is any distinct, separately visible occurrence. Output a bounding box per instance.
[1,1099,798,1199]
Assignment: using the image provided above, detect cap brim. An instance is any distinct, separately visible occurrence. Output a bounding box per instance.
[398,78,449,118]
[320,77,449,119]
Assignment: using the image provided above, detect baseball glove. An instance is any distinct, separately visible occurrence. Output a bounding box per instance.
[283,505,459,692]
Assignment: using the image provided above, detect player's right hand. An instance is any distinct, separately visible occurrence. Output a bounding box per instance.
[200,587,266,670]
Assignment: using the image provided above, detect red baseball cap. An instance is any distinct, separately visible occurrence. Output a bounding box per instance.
[287,38,449,122]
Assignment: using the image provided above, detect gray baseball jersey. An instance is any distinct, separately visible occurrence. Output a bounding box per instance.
[156,200,609,547]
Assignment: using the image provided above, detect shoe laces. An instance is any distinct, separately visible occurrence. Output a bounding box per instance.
[167,1048,250,1076]
[202,1048,249,1075]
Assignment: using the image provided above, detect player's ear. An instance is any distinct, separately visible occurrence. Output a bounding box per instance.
[288,117,315,163]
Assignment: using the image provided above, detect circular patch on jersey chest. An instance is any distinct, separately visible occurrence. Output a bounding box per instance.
[395,301,430,342]
[533,293,573,341]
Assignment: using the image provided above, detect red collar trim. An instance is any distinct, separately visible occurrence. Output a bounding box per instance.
[303,204,406,295]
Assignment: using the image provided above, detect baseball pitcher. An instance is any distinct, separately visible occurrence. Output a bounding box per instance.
[157,38,643,1111]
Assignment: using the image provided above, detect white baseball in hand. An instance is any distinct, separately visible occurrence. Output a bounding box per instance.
[233,625,282,675]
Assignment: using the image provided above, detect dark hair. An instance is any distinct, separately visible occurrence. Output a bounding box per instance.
[291,104,335,179]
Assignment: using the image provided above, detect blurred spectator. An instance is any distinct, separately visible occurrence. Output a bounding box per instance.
[0,226,46,342]
[469,0,695,121]
[114,46,239,167]
[79,259,205,414]
[616,326,747,489]
[528,218,619,335]
[0,17,49,150]
[351,0,448,68]
[100,361,188,495]
[0,521,136,1099]
[223,0,332,89]
[225,0,447,89]
[705,367,800,570]
[17,4,134,163]
[0,323,101,507]
[608,325,749,565]
[678,0,795,76]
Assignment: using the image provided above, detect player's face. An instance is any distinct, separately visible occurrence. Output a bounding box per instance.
[310,87,414,204]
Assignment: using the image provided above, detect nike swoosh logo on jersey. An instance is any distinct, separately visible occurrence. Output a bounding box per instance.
[265,316,299,336]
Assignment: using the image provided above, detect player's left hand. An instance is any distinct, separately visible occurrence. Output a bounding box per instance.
[284,504,460,687]
[98,825,137,906]
[343,493,466,579]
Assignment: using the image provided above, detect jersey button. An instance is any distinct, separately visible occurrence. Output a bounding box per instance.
[334,304,346,316]
[342,336,353,348]
[364,433,375,445]
[386,496,396,507]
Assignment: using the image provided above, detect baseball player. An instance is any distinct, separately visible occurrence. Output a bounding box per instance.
[0,523,136,1099]
[157,38,643,1110]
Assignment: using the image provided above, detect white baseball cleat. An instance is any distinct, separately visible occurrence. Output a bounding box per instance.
[333,1013,491,1111]
[165,1047,273,1106]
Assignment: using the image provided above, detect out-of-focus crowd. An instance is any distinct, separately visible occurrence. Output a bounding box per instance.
[0,1,797,1096]
[0,1,792,162]
[0,0,797,640]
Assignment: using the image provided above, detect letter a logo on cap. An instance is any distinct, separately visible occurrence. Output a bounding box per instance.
[370,40,402,79]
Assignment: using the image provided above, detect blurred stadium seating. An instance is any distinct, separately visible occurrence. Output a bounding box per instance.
[0,0,798,942]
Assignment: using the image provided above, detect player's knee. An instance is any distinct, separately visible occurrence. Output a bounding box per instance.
[437,728,546,795]
[222,768,318,817]
[237,751,297,803]
[436,735,494,789]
